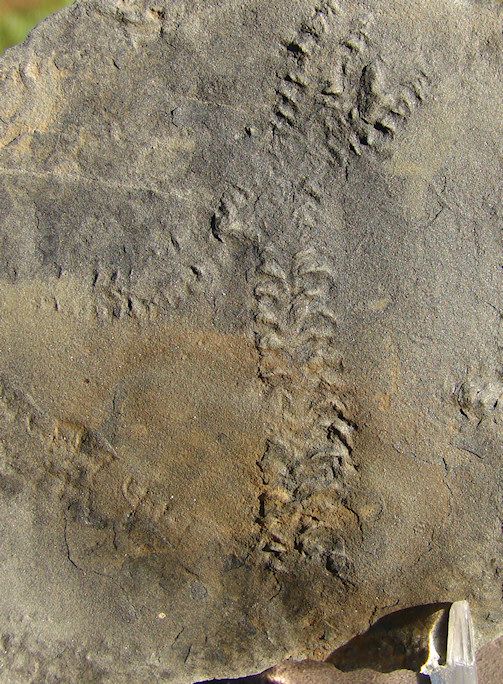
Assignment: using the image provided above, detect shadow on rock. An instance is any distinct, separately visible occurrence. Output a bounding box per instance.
[327,603,450,673]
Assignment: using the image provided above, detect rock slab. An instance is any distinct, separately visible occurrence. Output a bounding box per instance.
[0,0,502,681]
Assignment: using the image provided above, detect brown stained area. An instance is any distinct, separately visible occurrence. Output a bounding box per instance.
[0,55,67,155]
[0,276,266,581]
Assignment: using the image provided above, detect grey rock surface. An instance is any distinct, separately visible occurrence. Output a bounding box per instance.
[0,0,502,682]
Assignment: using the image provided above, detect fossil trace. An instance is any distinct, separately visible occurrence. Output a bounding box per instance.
[0,0,501,682]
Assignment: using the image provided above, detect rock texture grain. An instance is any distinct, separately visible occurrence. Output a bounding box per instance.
[0,1,502,682]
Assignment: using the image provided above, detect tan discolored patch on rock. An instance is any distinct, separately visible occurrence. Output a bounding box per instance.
[0,57,69,156]
[0,275,266,579]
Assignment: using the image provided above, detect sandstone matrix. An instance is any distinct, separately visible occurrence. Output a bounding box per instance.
[0,0,501,682]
